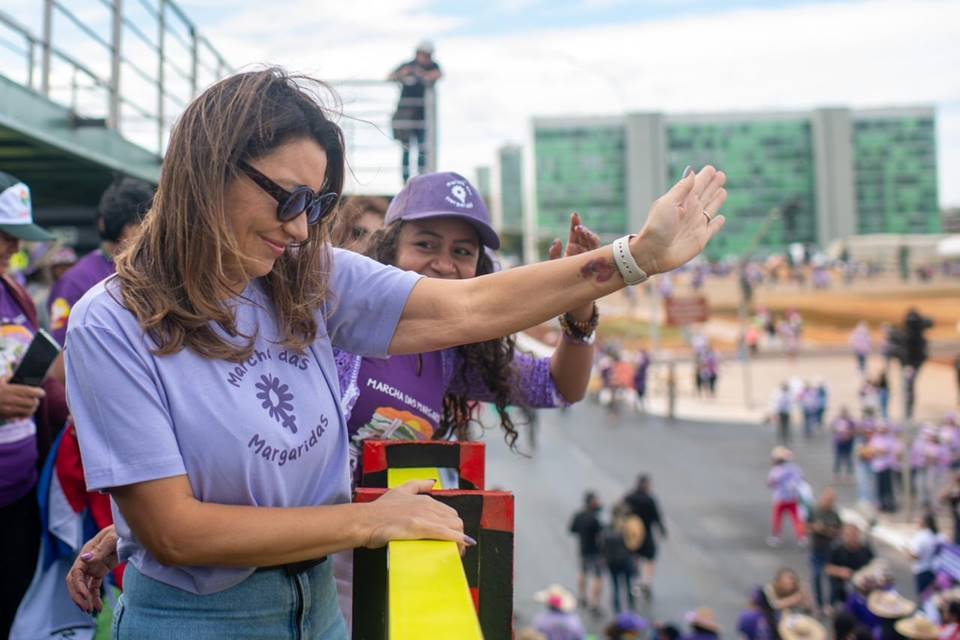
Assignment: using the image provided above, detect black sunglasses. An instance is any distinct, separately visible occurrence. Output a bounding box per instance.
[239,160,338,226]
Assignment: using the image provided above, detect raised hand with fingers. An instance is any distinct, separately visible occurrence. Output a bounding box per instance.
[549,213,602,321]
[631,165,727,276]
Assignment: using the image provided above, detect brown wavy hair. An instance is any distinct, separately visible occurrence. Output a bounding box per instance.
[365,221,523,450]
[330,195,389,249]
[114,68,344,362]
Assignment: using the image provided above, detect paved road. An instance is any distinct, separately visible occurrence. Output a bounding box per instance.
[483,401,913,635]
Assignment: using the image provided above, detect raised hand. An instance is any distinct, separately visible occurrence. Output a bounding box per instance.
[632,166,727,275]
[549,213,601,320]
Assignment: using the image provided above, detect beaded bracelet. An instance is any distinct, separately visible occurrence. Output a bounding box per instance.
[559,303,599,344]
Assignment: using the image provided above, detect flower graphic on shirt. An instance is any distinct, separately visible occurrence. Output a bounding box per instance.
[255,374,298,434]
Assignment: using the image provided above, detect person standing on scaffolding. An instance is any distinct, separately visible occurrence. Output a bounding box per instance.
[389,41,442,183]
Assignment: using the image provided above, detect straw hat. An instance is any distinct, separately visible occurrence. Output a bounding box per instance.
[687,608,720,633]
[851,560,893,593]
[778,614,827,640]
[867,590,915,619]
[533,584,576,613]
[771,446,794,462]
[894,614,940,640]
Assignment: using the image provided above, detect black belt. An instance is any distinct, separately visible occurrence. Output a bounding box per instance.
[258,556,327,576]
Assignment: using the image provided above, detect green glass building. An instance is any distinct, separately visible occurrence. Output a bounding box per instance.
[496,145,524,233]
[533,118,627,240]
[529,106,939,260]
[853,110,939,235]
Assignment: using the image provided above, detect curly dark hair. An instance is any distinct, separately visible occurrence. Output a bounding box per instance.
[365,221,523,450]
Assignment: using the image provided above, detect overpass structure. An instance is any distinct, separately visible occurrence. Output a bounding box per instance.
[1,3,438,250]
[0,0,230,248]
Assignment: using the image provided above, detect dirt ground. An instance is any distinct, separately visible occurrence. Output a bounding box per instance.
[591,272,960,355]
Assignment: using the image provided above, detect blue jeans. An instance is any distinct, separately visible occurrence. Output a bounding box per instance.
[608,562,637,613]
[810,552,828,608]
[114,561,347,639]
[400,128,426,182]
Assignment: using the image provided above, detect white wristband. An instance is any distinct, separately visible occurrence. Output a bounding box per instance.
[612,235,649,285]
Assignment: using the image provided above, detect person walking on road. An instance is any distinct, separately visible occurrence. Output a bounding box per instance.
[569,492,604,614]
[807,488,841,614]
[767,447,808,547]
[868,422,903,513]
[623,474,667,602]
[601,504,642,614]
[850,322,873,375]
[832,407,856,483]
[771,383,794,444]
[855,409,879,508]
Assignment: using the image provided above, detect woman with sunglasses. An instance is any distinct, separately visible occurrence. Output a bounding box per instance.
[65,68,726,639]
[67,172,600,628]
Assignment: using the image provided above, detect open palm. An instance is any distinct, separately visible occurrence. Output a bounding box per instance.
[635,166,727,275]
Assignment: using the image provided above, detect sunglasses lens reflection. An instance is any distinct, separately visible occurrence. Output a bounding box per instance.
[280,190,309,221]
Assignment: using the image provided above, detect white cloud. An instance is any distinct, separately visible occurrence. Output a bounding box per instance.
[190,0,960,205]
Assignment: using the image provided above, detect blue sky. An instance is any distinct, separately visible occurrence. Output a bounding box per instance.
[428,0,824,36]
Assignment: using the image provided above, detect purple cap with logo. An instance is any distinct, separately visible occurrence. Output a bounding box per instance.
[385,172,500,249]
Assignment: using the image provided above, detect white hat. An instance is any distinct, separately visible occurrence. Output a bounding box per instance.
[0,171,54,242]
[416,40,434,54]
[533,584,576,613]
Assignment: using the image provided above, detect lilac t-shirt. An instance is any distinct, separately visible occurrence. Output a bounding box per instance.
[66,249,421,595]
[767,462,803,503]
[0,290,38,507]
[48,250,114,346]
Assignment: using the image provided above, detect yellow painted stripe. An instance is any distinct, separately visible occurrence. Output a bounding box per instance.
[388,540,483,640]
[387,466,445,489]
[384,467,482,639]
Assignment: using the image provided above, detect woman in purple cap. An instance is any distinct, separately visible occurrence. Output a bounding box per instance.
[342,171,599,478]
[63,67,726,638]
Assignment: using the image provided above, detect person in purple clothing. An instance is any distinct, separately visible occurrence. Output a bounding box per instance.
[533,584,586,640]
[63,68,728,637]
[833,407,857,482]
[67,174,604,624]
[48,176,153,346]
[343,172,599,481]
[868,422,903,512]
[737,588,773,640]
[633,349,650,412]
[0,170,69,638]
[767,447,807,547]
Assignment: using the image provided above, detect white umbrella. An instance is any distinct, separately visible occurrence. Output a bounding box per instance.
[937,235,960,257]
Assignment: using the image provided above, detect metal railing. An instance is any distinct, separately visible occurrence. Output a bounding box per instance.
[329,79,437,194]
[0,0,231,155]
[0,3,439,190]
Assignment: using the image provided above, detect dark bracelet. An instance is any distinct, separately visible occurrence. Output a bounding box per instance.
[559,303,599,344]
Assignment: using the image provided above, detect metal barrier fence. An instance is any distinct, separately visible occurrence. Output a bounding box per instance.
[0,2,438,191]
[326,80,437,195]
[0,0,230,155]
